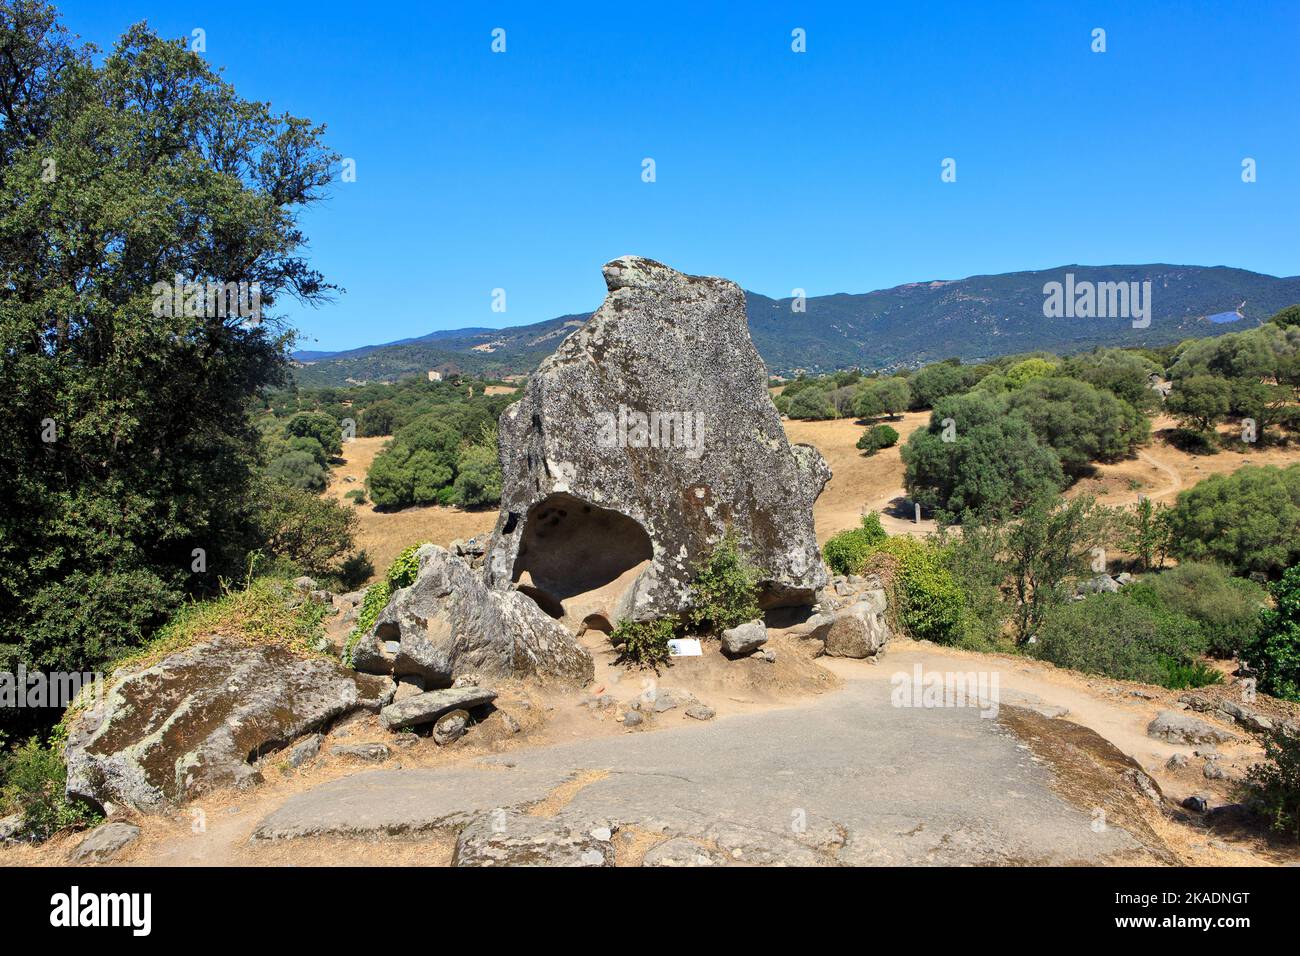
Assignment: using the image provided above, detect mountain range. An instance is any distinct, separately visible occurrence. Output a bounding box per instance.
[290,264,1300,387]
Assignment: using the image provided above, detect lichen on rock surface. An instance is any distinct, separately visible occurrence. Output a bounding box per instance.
[63,636,395,812]
[484,255,830,626]
[349,544,593,686]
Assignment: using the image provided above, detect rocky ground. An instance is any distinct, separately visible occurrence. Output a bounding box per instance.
[9,622,1298,868]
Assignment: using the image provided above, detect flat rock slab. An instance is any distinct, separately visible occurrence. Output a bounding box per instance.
[64,636,396,812]
[452,810,614,867]
[251,767,574,841]
[253,679,1159,865]
[380,686,497,730]
[1146,710,1241,746]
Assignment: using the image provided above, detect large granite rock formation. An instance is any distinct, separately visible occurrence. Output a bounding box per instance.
[351,544,593,685]
[483,256,830,626]
[64,637,395,812]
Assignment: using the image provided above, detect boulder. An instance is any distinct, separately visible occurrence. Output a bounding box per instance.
[721,620,767,657]
[433,710,470,746]
[452,810,615,867]
[379,685,498,731]
[1146,710,1241,746]
[70,822,141,863]
[351,545,592,686]
[0,813,23,844]
[64,636,396,812]
[482,256,830,625]
[822,600,891,658]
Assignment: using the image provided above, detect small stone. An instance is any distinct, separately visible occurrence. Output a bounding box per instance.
[622,711,644,728]
[1165,753,1188,769]
[433,710,469,746]
[1203,761,1226,780]
[1146,710,1240,746]
[721,620,767,657]
[685,704,715,721]
[589,826,613,842]
[379,685,498,730]
[0,814,24,843]
[292,576,318,593]
[285,733,323,769]
[330,743,390,762]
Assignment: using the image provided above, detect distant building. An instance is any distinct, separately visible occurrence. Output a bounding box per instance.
[427,370,443,381]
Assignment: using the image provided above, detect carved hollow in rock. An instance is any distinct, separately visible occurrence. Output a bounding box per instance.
[511,492,653,630]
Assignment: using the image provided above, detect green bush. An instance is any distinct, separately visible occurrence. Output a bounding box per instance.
[1246,725,1300,842]
[823,513,888,575]
[265,449,327,492]
[0,736,101,842]
[686,536,761,634]
[857,424,899,455]
[872,537,965,646]
[1156,657,1224,691]
[452,444,502,507]
[1166,464,1300,576]
[1243,565,1300,701]
[1032,593,1208,686]
[344,488,367,505]
[613,617,678,669]
[1127,562,1266,657]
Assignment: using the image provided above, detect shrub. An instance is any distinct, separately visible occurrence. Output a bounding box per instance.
[686,536,761,634]
[266,449,327,491]
[870,537,965,646]
[1243,565,1300,701]
[1129,562,1266,657]
[1246,725,1300,842]
[823,513,887,575]
[253,481,356,578]
[1166,464,1300,575]
[1156,657,1224,690]
[785,386,837,420]
[344,488,367,505]
[857,424,899,455]
[1032,593,1207,686]
[902,391,1065,519]
[452,444,502,507]
[613,617,678,669]
[854,378,911,420]
[0,736,101,842]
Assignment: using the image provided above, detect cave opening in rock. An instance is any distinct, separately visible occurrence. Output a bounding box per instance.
[511,493,652,627]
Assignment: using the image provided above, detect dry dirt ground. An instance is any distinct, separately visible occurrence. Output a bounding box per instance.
[11,634,1298,868]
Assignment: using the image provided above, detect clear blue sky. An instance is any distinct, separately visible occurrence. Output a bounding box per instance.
[61,1,1300,352]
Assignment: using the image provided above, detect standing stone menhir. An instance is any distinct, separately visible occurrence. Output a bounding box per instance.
[484,256,831,629]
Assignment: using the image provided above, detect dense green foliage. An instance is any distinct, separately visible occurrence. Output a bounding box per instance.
[686,536,762,635]
[1124,562,1266,658]
[0,5,354,738]
[856,423,899,455]
[902,392,1066,519]
[367,414,504,509]
[823,513,889,575]
[612,617,677,669]
[0,734,100,840]
[871,537,965,646]
[1031,593,1209,686]
[1244,566,1300,701]
[1247,725,1300,842]
[1166,464,1300,575]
